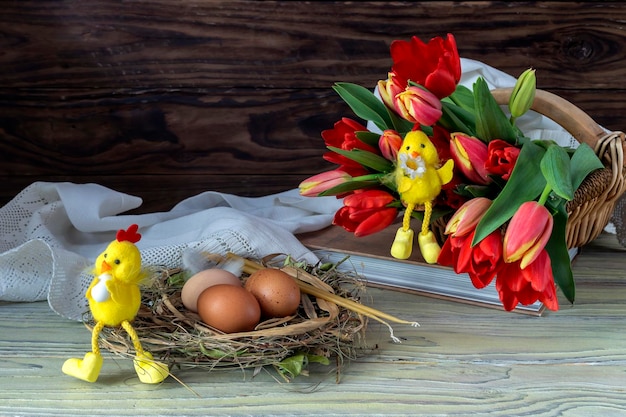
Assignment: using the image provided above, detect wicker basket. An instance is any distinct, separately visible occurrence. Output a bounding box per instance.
[484,88,625,249]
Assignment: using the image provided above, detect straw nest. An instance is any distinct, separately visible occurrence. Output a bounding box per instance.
[90,253,415,380]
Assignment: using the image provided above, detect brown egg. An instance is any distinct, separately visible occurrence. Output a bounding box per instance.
[181,269,242,312]
[196,284,261,333]
[244,268,301,318]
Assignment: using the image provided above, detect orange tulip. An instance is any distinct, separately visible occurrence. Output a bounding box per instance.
[444,197,492,237]
[503,201,553,269]
[299,170,352,197]
[449,133,491,185]
[378,130,403,161]
[377,73,405,110]
[394,86,442,126]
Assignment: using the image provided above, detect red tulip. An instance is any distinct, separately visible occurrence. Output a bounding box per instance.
[503,201,553,269]
[437,231,469,274]
[496,250,559,311]
[438,229,504,290]
[321,118,376,173]
[333,190,398,237]
[485,139,521,181]
[394,86,442,126]
[389,33,461,99]
[449,133,491,185]
[464,230,504,289]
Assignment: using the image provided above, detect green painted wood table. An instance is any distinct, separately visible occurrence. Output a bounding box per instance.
[1,232,625,416]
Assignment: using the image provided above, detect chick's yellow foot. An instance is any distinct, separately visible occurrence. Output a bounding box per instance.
[133,352,169,384]
[62,352,103,383]
[418,230,441,264]
[391,228,414,260]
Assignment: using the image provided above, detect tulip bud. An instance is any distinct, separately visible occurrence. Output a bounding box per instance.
[394,86,442,126]
[503,201,553,269]
[299,169,352,197]
[444,197,492,237]
[449,133,491,185]
[509,68,536,119]
[378,130,403,161]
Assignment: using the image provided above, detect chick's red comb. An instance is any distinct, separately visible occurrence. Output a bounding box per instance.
[116,224,141,243]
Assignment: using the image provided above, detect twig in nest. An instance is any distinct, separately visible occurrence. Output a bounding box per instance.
[222,252,420,343]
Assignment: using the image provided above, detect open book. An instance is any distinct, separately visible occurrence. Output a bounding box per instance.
[298,224,579,316]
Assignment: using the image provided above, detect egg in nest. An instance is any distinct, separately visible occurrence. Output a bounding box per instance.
[196,284,261,333]
[181,269,242,312]
[244,268,301,318]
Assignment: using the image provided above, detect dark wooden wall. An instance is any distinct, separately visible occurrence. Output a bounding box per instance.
[2,1,625,212]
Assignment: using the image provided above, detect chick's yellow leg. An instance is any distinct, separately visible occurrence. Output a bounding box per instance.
[418,201,442,264]
[121,320,169,384]
[62,321,105,383]
[391,203,415,260]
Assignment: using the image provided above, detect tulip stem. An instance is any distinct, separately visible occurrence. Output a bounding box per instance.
[352,173,387,182]
[538,184,552,206]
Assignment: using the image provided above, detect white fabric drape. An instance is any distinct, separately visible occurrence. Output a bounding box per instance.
[0,183,342,320]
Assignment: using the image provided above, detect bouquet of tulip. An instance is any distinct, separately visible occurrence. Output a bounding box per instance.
[299,33,605,312]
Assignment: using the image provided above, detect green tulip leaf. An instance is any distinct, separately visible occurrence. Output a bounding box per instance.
[570,143,604,190]
[355,131,384,148]
[473,77,518,143]
[540,145,573,201]
[333,82,393,132]
[327,146,393,172]
[545,201,575,304]
[448,84,476,111]
[319,178,383,196]
[473,140,547,244]
[439,101,476,136]
[388,110,415,134]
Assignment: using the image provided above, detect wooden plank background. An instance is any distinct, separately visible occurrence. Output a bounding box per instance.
[2,1,625,212]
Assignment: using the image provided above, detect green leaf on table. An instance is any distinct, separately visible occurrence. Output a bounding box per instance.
[276,352,330,380]
[570,143,604,190]
[473,77,517,143]
[545,201,575,304]
[327,146,393,172]
[473,140,547,244]
[540,145,574,201]
[333,82,393,131]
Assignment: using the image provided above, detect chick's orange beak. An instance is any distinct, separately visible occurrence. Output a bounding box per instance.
[101,260,111,273]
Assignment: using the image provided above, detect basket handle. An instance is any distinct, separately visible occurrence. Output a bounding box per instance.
[492,87,626,201]
[491,88,610,149]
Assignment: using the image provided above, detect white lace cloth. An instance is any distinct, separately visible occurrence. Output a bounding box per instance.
[0,183,343,320]
[0,58,615,321]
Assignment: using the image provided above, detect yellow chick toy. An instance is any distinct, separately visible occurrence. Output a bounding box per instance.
[391,130,454,262]
[62,224,169,384]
